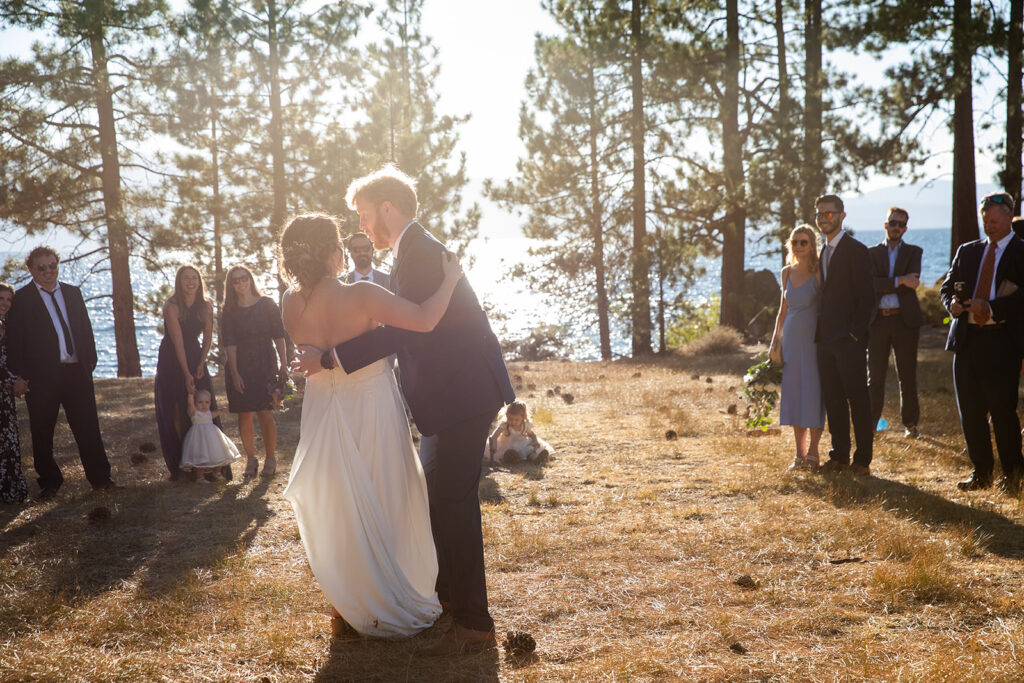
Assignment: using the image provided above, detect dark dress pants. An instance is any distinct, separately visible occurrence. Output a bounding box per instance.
[818,337,874,466]
[952,325,1024,479]
[868,314,920,428]
[425,408,498,633]
[25,363,110,490]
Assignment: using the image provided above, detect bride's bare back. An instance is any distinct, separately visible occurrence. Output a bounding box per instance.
[283,254,462,356]
[283,279,377,353]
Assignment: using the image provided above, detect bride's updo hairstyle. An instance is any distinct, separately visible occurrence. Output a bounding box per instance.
[279,213,342,290]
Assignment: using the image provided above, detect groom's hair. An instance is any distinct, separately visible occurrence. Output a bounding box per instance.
[345,165,418,218]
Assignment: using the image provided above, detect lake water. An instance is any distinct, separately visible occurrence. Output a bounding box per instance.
[2,226,956,377]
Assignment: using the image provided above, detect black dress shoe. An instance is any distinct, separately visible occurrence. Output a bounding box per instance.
[37,486,59,501]
[92,480,123,491]
[998,474,1022,495]
[956,473,992,491]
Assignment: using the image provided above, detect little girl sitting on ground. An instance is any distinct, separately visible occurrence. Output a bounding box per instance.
[181,389,242,482]
[485,401,553,465]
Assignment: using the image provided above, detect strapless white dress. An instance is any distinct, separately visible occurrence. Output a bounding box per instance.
[283,359,441,637]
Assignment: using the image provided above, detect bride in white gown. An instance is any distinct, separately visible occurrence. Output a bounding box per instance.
[278,213,462,638]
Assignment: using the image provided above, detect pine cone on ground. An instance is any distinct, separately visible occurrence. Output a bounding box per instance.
[504,630,536,655]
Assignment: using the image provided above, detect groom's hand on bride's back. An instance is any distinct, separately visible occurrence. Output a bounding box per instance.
[292,344,325,376]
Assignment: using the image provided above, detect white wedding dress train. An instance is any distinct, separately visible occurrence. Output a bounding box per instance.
[284,359,441,637]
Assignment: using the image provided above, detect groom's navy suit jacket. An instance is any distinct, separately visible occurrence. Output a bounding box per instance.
[334,223,515,436]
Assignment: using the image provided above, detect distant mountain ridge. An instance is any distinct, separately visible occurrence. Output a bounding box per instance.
[843,180,1000,231]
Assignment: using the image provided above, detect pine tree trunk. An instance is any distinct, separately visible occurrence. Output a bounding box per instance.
[587,63,612,361]
[776,0,796,265]
[629,0,652,356]
[211,107,224,312]
[1005,0,1023,211]
[268,0,287,236]
[951,0,978,258]
[89,27,141,377]
[802,0,823,222]
[720,0,746,330]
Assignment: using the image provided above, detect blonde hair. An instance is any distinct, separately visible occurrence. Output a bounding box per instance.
[786,225,820,274]
[345,165,418,217]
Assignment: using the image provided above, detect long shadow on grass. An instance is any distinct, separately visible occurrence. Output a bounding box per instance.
[0,477,273,600]
[314,632,500,682]
[796,473,1024,559]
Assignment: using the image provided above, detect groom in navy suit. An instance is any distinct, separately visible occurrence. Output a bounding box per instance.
[296,166,514,655]
[814,194,876,475]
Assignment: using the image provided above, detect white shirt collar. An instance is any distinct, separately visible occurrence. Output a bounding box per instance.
[827,230,845,249]
[351,268,373,282]
[989,231,1013,251]
[35,281,61,294]
[391,220,417,258]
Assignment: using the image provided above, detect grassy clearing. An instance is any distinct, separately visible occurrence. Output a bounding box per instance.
[2,329,1024,680]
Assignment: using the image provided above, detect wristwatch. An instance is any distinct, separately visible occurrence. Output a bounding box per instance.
[320,349,335,370]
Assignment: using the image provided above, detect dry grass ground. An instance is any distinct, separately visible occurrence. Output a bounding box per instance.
[2,328,1024,681]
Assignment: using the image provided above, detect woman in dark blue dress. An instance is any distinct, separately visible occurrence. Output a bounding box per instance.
[221,265,288,478]
[154,266,231,481]
[0,283,29,504]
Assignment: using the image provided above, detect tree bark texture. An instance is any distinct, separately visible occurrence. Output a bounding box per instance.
[629,0,652,356]
[1005,0,1023,211]
[720,0,746,330]
[89,26,141,377]
[802,0,823,223]
[951,0,979,258]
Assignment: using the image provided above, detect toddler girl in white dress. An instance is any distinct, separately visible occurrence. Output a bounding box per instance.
[485,401,553,465]
[181,389,242,482]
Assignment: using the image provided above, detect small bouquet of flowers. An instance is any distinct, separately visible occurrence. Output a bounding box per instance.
[743,355,783,430]
[267,369,298,411]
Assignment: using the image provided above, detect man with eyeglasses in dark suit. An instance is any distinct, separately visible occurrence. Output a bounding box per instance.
[941,191,1024,495]
[867,207,924,439]
[5,246,117,501]
[814,194,876,476]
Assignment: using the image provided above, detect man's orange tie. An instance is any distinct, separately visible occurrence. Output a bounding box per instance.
[973,242,996,325]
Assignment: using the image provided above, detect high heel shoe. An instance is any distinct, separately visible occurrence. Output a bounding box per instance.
[243,458,258,478]
[261,458,277,477]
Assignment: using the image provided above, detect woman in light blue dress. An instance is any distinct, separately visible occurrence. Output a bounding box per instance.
[769,225,826,470]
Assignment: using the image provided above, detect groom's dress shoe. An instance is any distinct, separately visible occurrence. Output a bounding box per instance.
[418,624,496,656]
[820,460,850,473]
[956,473,992,491]
[331,616,360,640]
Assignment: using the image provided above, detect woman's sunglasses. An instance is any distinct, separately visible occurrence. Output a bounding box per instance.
[790,238,811,246]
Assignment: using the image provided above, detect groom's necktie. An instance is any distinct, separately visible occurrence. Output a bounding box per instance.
[44,288,75,357]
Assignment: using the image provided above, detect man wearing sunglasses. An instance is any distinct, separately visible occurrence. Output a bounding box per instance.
[867,207,923,439]
[940,191,1024,494]
[814,194,876,476]
[5,246,116,501]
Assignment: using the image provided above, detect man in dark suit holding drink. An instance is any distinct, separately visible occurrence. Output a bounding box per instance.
[940,191,1024,494]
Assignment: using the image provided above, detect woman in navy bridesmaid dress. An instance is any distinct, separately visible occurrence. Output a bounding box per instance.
[154,266,231,481]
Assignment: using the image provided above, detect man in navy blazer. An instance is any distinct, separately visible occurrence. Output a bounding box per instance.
[940,191,1024,494]
[867,207,924,438]
[342,232,391,289]
[814,194,876,475]
[295,166,514,655]
[5,246,116,500]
